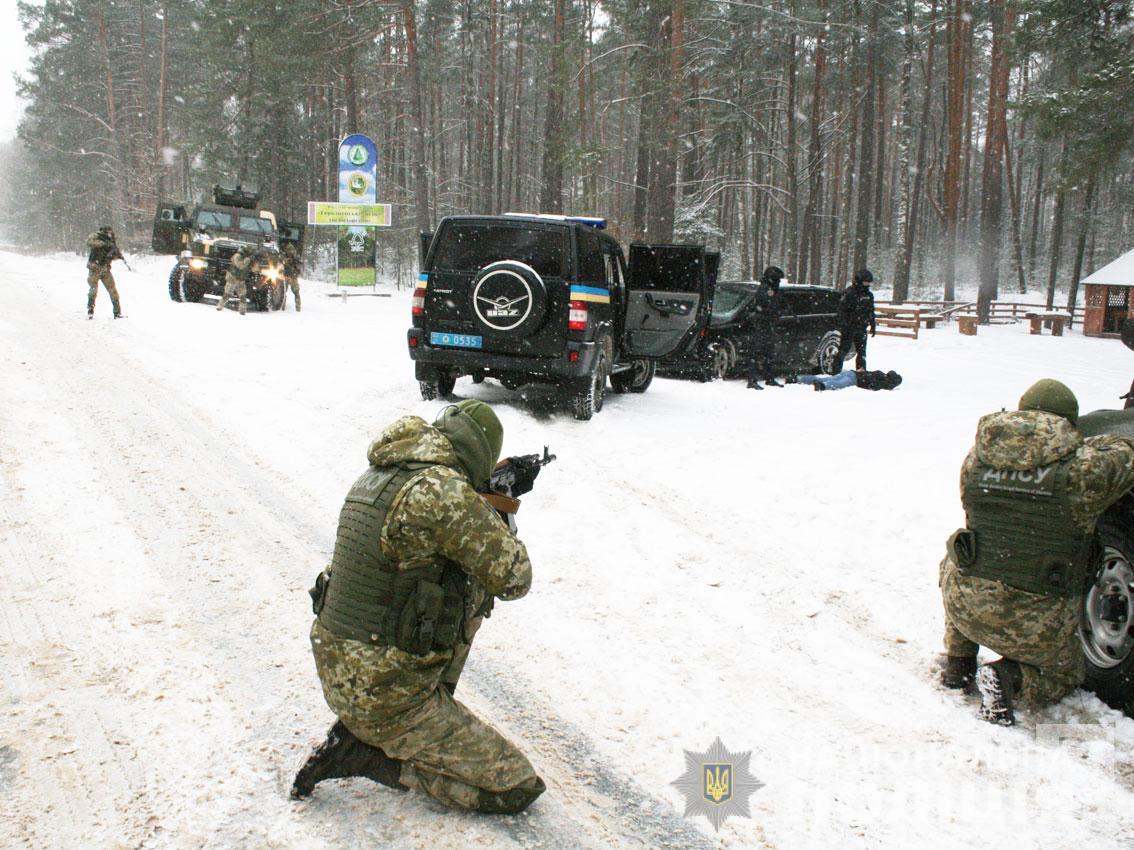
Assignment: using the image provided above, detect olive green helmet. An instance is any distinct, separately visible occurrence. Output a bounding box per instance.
[1018,378,1079,425]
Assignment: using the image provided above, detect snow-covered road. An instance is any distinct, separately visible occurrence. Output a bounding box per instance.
[3,251,1134,850]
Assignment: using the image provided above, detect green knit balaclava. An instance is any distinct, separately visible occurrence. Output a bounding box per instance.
[1018,378,1079,425]
[433,399,504,486]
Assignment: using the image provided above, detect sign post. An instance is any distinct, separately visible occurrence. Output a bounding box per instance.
[304,133,392,299]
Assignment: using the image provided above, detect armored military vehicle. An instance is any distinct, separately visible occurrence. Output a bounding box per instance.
[151,182,304,311]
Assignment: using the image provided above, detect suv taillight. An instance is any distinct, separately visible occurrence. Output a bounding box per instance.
[412,286,426,316]
[569,300,588,331]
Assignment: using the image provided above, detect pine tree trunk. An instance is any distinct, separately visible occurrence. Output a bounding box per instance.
[1003,134,1029,295]
[1028,149,1046,274]
[784,23,799,277]
[891,0,919,301]
[1045,167,1068,307]
[646,0,682,242]
[942,0,969,300]
[797,0,827,286]
[852,2,878,273]
[540,0,567,213]
[1066,176,1097,321]
[977,0,1012,323]
[154,4,169,201]
[403,0,431,236]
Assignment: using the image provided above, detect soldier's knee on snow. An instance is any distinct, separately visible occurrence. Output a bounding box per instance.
[474,776,546,814]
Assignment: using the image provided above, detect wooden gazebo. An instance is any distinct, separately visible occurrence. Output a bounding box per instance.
[1082,248,1134,337]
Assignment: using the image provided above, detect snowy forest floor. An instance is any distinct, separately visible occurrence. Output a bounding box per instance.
[3,251,1134,850]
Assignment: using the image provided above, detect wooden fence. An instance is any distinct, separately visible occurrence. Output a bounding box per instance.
[876,299,1086,338]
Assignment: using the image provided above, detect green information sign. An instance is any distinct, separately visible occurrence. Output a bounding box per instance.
[306,202,392,227]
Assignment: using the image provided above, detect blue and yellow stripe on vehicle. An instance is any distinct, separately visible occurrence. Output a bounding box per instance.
[569,284,610,304]
[417,272,429,288]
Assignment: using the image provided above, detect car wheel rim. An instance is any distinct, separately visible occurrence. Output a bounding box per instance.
[821,339,840,372]
[1081,546,1134,669]
[630,360,650,387]
[712,346,729,379]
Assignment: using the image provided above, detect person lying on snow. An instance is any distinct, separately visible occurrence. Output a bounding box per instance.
[792,369,903,392]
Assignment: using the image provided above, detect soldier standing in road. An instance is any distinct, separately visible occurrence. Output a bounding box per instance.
[217,247,252,315]
[292,399,546,814]
[939,379,1134,725]
[837,269,876,370]
[744,265,784,390]
[281,242,302,311]
[85,225,124,319]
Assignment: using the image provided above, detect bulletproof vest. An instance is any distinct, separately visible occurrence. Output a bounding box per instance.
[88,236,112,266]
[317,463,470,654]
[959,457,1093,596]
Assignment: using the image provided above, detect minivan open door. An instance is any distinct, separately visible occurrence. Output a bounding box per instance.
[151,201,188,254]
[623,243,716,358]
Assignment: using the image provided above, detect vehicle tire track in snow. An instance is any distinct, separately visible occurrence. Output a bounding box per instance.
[0,275,709,848]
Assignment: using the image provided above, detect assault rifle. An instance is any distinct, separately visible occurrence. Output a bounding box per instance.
[481,446,556,530]
[107,241,133,272]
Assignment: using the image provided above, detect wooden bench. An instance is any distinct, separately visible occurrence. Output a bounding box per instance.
[875,305,921,340]
[957,315,978,336]
[1025,311,1071,336]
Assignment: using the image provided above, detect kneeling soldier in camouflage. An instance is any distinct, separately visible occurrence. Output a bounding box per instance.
[293,400,545,813]
[940,379,1134,725]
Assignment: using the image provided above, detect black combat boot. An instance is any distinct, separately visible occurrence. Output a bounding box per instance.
[941,655,977,690]
[976,659,1021,726]
[290,720,407,799]
[765,378,784,387]
[746,382,764,390]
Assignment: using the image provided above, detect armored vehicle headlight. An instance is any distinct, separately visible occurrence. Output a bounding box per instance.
[188,258,208,271]
[262,265,281,282]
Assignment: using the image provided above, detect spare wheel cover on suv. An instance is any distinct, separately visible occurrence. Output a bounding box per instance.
[470,260,548,338]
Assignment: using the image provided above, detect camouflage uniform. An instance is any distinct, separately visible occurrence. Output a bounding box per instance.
[309,414,544,813]
[281,242,301,311]
[218,250,252,314]
[940,410,1134,706]
[85,230,122,317]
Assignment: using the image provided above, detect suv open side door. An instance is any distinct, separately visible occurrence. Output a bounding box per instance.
[622,243,716,359]
[152,202,188,254]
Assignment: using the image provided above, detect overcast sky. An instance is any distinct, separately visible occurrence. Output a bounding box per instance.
[1,0,33,143]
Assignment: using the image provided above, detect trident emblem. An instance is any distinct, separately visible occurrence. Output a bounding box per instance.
[703,764,732,805]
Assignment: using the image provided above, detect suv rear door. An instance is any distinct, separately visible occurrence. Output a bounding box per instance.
[622,243,715,358]
[152,202,188,254]
[422,218,569,357]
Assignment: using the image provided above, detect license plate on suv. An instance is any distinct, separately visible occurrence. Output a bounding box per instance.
[430,331,483,349]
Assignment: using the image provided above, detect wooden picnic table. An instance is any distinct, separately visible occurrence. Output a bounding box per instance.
[1025,311,1072,336]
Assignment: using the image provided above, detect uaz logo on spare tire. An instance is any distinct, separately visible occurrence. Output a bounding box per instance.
[472,261,544,333]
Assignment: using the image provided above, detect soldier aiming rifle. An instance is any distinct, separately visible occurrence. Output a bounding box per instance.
[85,224,127,319]
[294,400,550,814]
